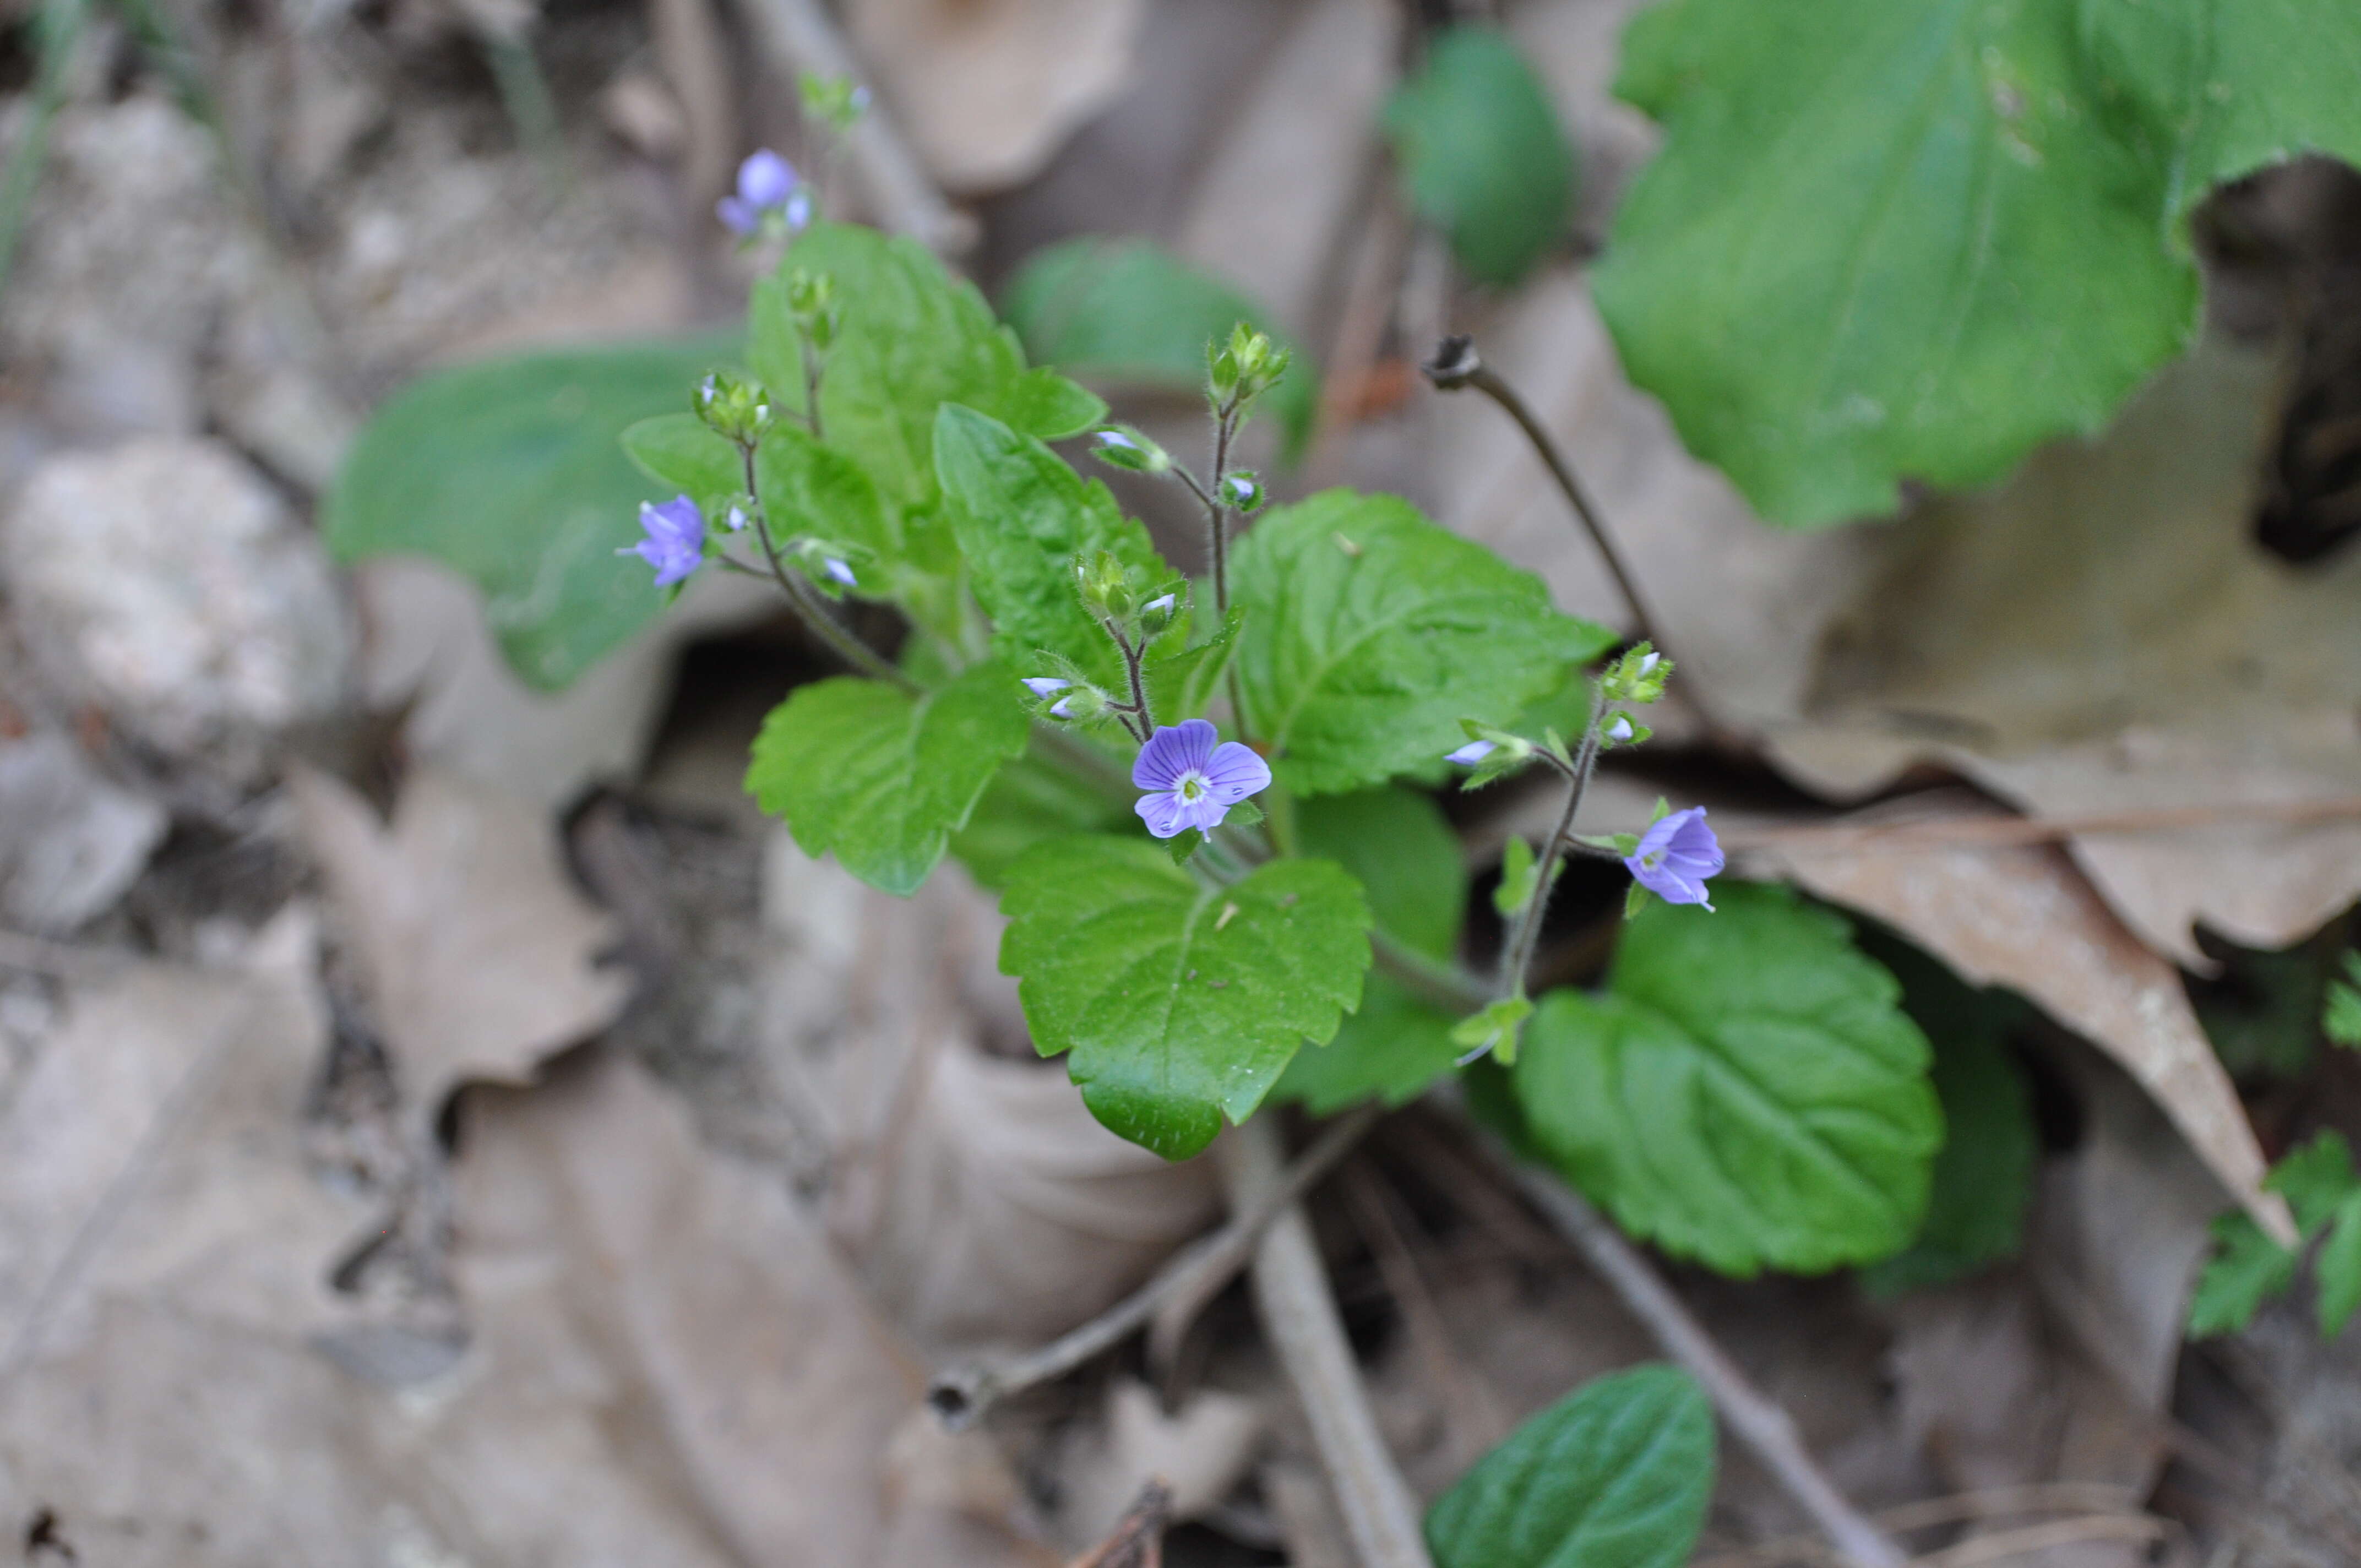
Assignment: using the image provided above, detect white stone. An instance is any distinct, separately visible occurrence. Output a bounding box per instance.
[0,732,167,932]
[3,438,352,770]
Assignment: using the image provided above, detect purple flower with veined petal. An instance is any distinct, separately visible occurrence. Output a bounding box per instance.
[1445,739,1495,766]
[717,150,804,236]
[1132,718,1270,839]
[620,495,705,587]
[1624,807,1724,910]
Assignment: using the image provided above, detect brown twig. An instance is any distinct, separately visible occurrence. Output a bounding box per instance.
[927,1105,1380,1428]
[1450,1109,1905,1568]
[1066,1478,1174,1568]
[1221,1115,1433,1568]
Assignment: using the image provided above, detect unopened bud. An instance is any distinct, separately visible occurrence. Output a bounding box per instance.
[693,369,776,445]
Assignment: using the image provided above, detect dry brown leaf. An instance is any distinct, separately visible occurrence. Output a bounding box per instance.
[1055,1379,1264,1549]
[1742,791,2292,1244]
[847,0,1146,194]
[291,765,630,1113]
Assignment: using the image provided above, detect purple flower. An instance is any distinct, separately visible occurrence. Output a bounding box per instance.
[1624,807,1724,910]
[1132,718,1270,839]
[717,150,806,236]
[1022,677,1071,698]
[822,557,856,587]
[621,495,705,587]
[1445,739,1496,766]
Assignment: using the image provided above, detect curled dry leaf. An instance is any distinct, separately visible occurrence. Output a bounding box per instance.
[847,0,1147,194]
[1055,1380,1262,1550]
[1740,791,2293,1244]
[291,765,631,1116]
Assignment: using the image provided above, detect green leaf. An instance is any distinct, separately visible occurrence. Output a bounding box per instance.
[1453,996,1534,1066]
[2268,1130,2360,1235]
[1592,0,2361,527]
[324,333,736,691]
[1272,974,1464,1115]
[2188,1213,2297,1337]
[1297,786,1466,961]
[1858,1031,2036,1297]
[1144,605,1245,726]
[999,836,1373,1159]
[1514,883,1942,1275]
[934,404,1171,685]
[999,236,1319,456]
[950,741,1133,891]
[621,410,742,503]
[1383,26,1575,287]
[1424,1364,1715,1568]
[1232,490,1612,796]
[746,661,1030,896]
[749,222,1104,510]
[2316,1193,2361,1339]
[1494,837,1542,920]
[2325,952,2361,1050]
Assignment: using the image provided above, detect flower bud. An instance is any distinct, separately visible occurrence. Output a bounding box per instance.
[1135,590,1183,640]
[1600,641,1673,705]
[1221,470,1268,514]
[1074,550,1137,621]
[781,269,842,353]
[1600,710,1652,749]
[798,70,871,134]
[694,369,776,445]
[1088,425,1171,475]
[791,536,862,597]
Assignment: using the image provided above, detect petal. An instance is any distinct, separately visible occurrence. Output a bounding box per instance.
[1182,795,1232,832]
[1133,719,1218,790]
[738,150,796,206]
[1022,677,1071,697]
[1199,742,1272,804]
[1134,790,1190,839]
[716,196,756,235]
[1445,740,1495,765]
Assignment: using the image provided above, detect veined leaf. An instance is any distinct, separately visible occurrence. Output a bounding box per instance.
[324,334,736,690]
[1231,490,1611,795]
[934,403,1171,685]
[1515,883,1942,1275]
[2188,1212,2298,1337]
[999,835,1372,1159]
[750,222,1104,510]
[1593,0,2361,527]
[746,662,1030,896]
[1297,786,1466,961]
[1424,1364,1715,1568]
[950,741,1133,891]
[1274,974,1464,1115]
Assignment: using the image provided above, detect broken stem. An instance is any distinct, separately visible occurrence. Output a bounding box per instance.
[926,1103,1380,1428]
[1459,1113,1905,1568]
[1421,335,1662,655]
[1222,1115,1433,1568]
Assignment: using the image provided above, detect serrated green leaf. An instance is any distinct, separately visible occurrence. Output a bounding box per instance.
[1383,26,1575,287]
[999,236,1319,457]
[1232,490,1612,796]
[999,836,1373,1159]
[1272,974,1463,1115]
[2267,1130,2360,1235]
[2316,1193,2361,1340]
[1425,1364,1715,1568]
[1593,0,2361,527]
[1297,786,1466,961]
[622,410,742,502]
[1514,883,1941,1276]
[949,740,1134,891]
[1858,1031,2036,1297]
[746,662,1030,895]
[2188,1212,2297,1337]
[324,333,737,691]
[749,222,1103,511]
[1144,605,1245,727]
[934,404,1171,686]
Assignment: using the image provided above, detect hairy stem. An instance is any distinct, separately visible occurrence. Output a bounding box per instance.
[739,443,914,689]
[1222,1115,1434,1568]
[1496,708,1605,1000]
[926,1104,1379,1427]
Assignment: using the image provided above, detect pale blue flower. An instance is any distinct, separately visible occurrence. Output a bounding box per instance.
[1445,739,1496,766]
[718,150,807,236]
[822,557,856,587]
[1133,718,1270,839]
[622,495,704,587]
[1022,677,1071,698]
[1625,807,1723,909]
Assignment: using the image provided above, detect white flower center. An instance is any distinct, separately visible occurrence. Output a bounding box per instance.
[1177,771,1209,802]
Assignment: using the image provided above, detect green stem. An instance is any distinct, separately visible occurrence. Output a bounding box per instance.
[739,442,914,690]
[0,0,90,298]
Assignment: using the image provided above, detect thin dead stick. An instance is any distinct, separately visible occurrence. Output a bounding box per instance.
[1452,1112,1903,1568]
[1724,796,2361,854]
[1906,1515,2166,1568]
[725,0,974,254]
[927,1104,1379,1427]
[1223,1115,1434,1568]
[1067,1478,1174,1568]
